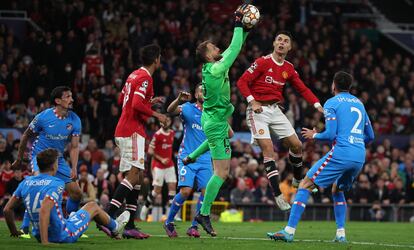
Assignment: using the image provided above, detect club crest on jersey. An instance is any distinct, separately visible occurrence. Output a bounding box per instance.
[180,175,185,182]
[282,71,289,79]
[139,158,145,164]
[259,129,265,135]
[66,123,73,130]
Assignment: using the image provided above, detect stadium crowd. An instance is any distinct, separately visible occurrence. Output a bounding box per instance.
[0,0,413,221]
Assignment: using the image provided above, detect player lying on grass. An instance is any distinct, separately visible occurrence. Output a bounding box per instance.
[3,148,130,245]
[161,85,212,238]
[267,71,375,243]
[182,5,251,237]
[13,86,83,237]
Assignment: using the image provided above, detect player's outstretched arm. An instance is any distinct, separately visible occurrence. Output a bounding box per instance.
[12,128,36,169]
[210,11,245,77]
[302,108,337,141]
[3,196,22,237]
[290,71,323,112]
[167,91,191,115]
[39,198,54,245]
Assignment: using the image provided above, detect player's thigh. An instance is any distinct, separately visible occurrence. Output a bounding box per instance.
[335,162,364,191]
[246,105,271,144]
[152,167,166,187]
[178,162,196,189]
[195,162,213,190]
[60,209,90,243]
[164,166,177,184]
[55,158,73,184]
[115,134,145,172]
[306,156,344,188]
[269,106,296,139]
[204,120,231,160]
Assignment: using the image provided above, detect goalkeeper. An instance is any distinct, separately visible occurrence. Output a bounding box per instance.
[183,5,251,236]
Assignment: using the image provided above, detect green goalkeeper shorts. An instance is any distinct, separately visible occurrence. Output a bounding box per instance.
[202,118,232,160]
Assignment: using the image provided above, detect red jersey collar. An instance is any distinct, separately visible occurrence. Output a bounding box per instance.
[140,67,151,77]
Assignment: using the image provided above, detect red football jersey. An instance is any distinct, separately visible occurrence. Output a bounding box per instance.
[149,129,175,169]
[237,54,319,104]
[115,67,154,137]
[83,54,104,77]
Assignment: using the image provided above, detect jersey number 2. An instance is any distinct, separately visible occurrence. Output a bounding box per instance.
[350,107,362,134]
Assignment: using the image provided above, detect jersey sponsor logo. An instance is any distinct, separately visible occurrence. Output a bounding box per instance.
[282,71,289,79]
[138,80,149,92]
[45,134,69,140]
[247,62,258,73]
[191,123,203,130]
[66,123,73,130]
[161,144,172,149]
[265,76,285,85]
[348,135,364,144]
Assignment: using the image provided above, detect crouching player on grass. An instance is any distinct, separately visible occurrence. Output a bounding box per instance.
[3,149,130,244]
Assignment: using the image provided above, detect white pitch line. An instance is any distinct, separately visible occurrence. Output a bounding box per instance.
[85,234,414,249]
[148,234,414,249]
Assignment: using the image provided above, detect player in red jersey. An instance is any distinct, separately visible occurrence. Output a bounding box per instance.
[237,31,324,210]
[140,116,177,220]
[104,44,167,240]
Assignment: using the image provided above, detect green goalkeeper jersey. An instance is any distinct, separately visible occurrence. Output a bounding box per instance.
[201,27,248,121]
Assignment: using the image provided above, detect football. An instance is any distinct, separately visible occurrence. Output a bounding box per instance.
[241,4,260,28]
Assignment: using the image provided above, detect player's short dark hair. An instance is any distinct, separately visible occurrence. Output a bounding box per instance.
[196,40,211,63]
[36,148,59,172]
[140,44,161,66]
[333,71,353,92]
[51,86,71,105]
[275,30,293,41]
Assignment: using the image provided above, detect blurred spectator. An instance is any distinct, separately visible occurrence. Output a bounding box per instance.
[253,177,275,204]
[369,201,386,221]
[79,165,96,202]
[230,178,254,204]
[279,173,296,203]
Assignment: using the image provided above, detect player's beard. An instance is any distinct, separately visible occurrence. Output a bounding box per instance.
[214,54,223,61]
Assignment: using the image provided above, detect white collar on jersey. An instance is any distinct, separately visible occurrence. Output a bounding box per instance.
[270,54,285,66]
[140,67,151,77]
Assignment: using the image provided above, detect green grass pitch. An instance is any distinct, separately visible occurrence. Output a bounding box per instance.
[1,221,413,250]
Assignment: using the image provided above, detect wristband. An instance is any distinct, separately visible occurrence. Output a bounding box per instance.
[314,102,322,109]
[246,95,255,103]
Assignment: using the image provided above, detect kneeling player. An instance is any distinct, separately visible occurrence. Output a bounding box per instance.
[3,149,129,244]
[267,72,374,243]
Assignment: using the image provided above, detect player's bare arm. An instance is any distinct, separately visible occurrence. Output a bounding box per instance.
[39,198,54,245]
[3,196,23,237]
[11,128,36,169]
[70,136,80,180]
[167,91,191,115]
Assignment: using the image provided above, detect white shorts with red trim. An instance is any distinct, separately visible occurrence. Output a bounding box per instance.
[115,133,145,172]
[246,103,295,144]
[152,166,177,187]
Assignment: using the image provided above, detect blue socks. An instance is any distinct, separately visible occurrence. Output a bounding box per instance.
[333,192,346,229]
[21,210,30,232]
[66,198,80,215]
[106,216,117,231]
[192,195,204,227]
[166,192,185,224]
[286,188,310,232]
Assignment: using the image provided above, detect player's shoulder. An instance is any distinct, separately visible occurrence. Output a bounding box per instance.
[68,110,81,121]
[49,175,65,188]
[283,60,296,71]
[324,96,338,108]
[128,68,152,82]
[259,54,272,64]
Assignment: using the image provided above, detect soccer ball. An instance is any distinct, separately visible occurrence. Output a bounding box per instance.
[241,4,260,29]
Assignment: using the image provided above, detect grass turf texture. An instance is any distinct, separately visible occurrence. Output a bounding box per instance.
[1,221,413,250]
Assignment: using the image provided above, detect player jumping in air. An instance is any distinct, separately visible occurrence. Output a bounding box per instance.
[12,86,83,237]
[267,71,374,243]
[104,44,167,239]
[4,149,130,244]
[162,85,213,238]
[183,6,250,236]
[140,116,177,220]
[237,31,323,210]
